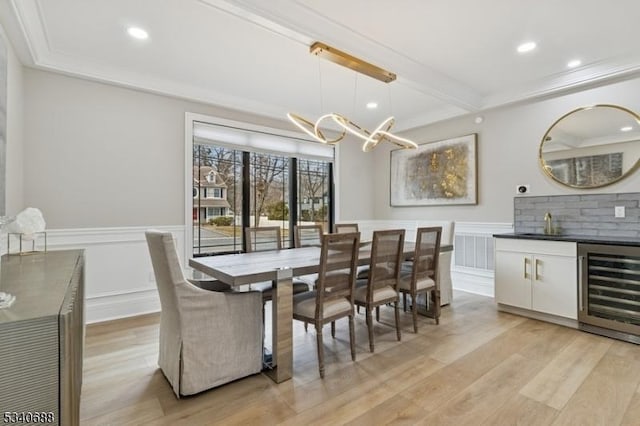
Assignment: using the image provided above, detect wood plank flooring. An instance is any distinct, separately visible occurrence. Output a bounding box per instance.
[80,292,640,425]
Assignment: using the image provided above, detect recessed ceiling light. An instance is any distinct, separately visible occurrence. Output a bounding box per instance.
[127,27,149,40]
[517,41,536,53]
[366,102,378,109]
[567,59,582,68]
[621,126,633,132]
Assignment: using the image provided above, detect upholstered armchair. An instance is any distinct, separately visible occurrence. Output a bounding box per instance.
[145,230,263,397]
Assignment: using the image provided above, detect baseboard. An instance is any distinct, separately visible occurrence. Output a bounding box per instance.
[86,288,160,324]
[451,268,494,297]
[497,303,579,329]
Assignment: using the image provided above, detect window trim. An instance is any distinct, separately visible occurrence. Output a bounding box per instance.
[185,112,341,261]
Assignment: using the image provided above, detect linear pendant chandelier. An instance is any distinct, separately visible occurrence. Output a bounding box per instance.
[288,42,418,152]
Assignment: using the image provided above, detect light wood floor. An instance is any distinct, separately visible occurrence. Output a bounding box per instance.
[81,291,640,425]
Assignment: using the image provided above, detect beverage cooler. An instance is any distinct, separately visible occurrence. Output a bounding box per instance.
[578,243,640,344]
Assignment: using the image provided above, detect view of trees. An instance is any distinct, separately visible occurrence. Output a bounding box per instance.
[193,143,330,252]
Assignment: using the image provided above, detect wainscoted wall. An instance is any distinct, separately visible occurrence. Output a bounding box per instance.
[354,220,511,298]
[514,192,640,237]
[36,226,185,324]
[19,221,507,323]
[452,222,512,297]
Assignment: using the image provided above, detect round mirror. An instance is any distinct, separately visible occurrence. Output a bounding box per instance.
[539,105,640,188]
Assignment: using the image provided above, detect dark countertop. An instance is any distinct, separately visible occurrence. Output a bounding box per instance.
[494,233,640,247]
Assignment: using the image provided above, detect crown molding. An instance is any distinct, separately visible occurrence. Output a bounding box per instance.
[10,0,640,133]
[484,55,640,108]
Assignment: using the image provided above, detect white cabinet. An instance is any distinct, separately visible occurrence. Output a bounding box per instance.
[495,238,577,320]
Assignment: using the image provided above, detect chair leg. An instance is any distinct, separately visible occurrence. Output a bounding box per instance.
[403,293,407,312]
[432,289,441,325]
[349,315,356,361]
[411,293,418,333]
[316,324,325,378]
[331,321,336,338]
[394,301,402,341]
[366,309,374,352]
[375,306,380,322]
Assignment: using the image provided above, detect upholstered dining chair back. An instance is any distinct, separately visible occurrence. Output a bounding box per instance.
[294,224,323,248]
[365,229,405,304]
[398,226,442,332]
[315,232,361,314]
[411,227,442,292]
[245,226,282,252]
[145,230,262,397]
[334,223,359,234]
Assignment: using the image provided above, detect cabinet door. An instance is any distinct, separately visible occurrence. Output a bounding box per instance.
[531,254,577,319]
[495,251,532,309]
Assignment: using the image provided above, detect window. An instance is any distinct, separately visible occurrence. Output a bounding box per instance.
[190,120,334,256]
[205,188,223,199]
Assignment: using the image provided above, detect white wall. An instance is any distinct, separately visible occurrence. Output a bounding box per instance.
[22,69,372,228]
[1,23,23,216]
[19,69,374,322]
[373,77,640,222]
[335,138,375,220]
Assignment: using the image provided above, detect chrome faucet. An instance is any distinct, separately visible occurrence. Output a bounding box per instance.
[544,212,553,235]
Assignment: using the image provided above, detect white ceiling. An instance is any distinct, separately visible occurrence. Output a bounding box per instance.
[3,0,640,132]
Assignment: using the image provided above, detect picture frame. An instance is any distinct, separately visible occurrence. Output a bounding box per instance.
[390,133,477,206]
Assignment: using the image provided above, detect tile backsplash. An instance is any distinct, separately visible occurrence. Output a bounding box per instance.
[514,192,640,237]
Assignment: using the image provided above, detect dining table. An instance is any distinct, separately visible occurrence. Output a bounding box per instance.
[189,241,453,383]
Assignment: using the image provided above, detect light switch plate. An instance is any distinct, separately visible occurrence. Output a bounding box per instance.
[615,206,625,218]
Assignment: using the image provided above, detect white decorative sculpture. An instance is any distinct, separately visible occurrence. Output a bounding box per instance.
[6,207,46,240]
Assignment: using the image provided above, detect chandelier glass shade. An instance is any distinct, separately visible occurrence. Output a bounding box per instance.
[288,42,418,152]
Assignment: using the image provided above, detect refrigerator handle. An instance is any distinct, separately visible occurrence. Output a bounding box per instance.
[578,255,584,312]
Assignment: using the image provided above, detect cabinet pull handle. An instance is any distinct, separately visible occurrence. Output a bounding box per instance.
[523,257,528,279]
[535,259,540,281]
[578,255,584,312]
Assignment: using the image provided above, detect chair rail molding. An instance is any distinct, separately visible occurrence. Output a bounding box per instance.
[41,225,186,323]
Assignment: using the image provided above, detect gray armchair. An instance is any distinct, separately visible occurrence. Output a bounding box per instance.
[145,230,263,397]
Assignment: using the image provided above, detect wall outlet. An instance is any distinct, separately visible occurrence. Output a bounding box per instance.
[516,184,530,195]
[615,206,626,218]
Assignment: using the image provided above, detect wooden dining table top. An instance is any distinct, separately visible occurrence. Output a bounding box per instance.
[189,242,452,287]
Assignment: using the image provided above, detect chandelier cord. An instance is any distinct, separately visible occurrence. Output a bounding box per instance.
[317,57,324,114]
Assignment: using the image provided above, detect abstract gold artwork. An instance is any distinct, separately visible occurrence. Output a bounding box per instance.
[390,134,477,206]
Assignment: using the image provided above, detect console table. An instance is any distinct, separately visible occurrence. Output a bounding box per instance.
[0,250,85,426]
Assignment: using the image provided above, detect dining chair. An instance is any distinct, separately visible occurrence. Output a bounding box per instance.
[399,226,442,332]
[245,226,310,340]
[294,224,324,248]
[145,230,262,397]
[244,226,310,294]
[334,223,359,233]
[292,232,360,378]
[354,229,405,352]
[244,226,284,252]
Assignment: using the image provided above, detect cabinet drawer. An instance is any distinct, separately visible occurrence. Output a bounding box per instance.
[495,238,576,257]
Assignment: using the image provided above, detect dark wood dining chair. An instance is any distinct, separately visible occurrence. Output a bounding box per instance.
[399,226,442,332]
[292,232,360,378]
[334,223,359,233]
[294,224,323,248]
[354,229,405,352]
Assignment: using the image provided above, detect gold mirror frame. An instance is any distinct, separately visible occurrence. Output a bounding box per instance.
[539,104,640,189]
